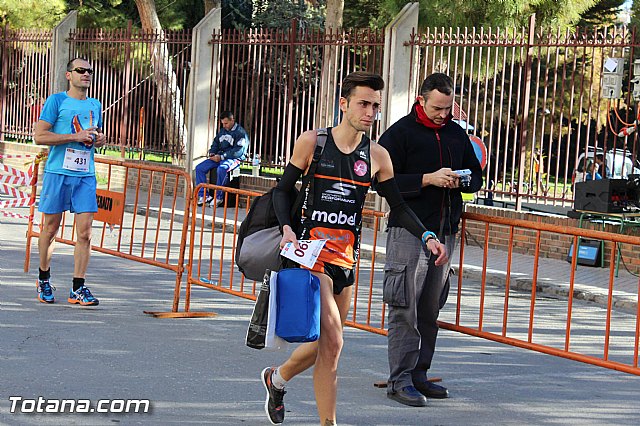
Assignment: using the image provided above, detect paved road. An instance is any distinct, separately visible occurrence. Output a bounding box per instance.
[1,214,640,425]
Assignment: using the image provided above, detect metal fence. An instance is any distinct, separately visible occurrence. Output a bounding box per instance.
[3,20,640,207]
[69,25,192,160]
[410,18,640,207]
[0,27,52,142]
[212,22,385,165]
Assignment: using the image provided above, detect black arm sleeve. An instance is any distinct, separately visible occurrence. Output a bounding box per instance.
[376,178,429,240]
[272,163,304,228]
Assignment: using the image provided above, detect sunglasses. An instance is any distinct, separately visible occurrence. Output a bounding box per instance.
[70,67,94,75]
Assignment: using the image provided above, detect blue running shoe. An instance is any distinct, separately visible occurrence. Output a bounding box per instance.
[37,279,55,303]
[68,286,99,306]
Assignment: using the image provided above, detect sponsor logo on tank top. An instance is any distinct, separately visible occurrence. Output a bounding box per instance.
[311,227,354,244]
[321,182,357,204]
[353,160,368,177]
[320,159,335,169]
[311,209,357,226]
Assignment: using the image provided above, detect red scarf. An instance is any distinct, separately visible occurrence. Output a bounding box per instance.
[414,99,451,129]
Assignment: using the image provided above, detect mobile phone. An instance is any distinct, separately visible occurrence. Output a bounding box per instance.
[453,169,471,176]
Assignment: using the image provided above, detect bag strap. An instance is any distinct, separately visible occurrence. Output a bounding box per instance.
[291,128,328,214]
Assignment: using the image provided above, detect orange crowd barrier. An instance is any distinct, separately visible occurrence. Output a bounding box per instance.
[450,212,640,376]
[24,157,193,314]
[181,186,640,376]
[182,183,389,335]
[23,165,640,376]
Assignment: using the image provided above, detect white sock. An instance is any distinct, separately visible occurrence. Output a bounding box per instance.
[271,367,287,390]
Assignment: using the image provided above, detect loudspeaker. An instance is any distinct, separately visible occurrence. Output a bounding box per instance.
[566,239,601,266]
[573,179,630,213]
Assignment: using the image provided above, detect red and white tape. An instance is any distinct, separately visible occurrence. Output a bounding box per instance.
[0,174,28,186]
[0,197,31,209]
[0,156,39,221]
[0,154,38,159]
[0,184,29,199]
[0,210,35,221]
[1,163,28,179]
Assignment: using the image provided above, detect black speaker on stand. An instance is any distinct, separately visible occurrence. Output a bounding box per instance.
[573,179,631,213]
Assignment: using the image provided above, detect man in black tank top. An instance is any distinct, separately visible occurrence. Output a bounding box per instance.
[259,72,448,425]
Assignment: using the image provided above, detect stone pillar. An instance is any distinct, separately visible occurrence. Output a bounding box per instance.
[185,8,221,176]
[51,11,78,95]
[376,3,419,222]
[381,2,419,131]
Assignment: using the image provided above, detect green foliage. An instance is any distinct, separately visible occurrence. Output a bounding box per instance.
[631,0,640,34]
[344,0,384,28]
[577,0,625,27]
[72,0,135,29]
[0,0,205,30]
[375,0,600,29]
[85,0,203,29]
[223,0,253,29]
[0,0,66,28]
[251,0,324,29]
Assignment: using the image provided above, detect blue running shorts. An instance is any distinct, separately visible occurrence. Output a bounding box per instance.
[38,173,98,214]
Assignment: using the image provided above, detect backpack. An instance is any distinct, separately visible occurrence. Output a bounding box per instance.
[235,129,328,281]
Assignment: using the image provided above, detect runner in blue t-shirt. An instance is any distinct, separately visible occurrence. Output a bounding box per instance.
[34,58,106,306]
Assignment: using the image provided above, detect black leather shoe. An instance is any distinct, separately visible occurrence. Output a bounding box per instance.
[387,385,427,407]
[414,380,449,399]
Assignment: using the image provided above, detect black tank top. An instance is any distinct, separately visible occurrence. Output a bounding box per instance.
[298,128,372,268]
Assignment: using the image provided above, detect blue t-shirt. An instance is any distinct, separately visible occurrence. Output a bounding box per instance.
[39,92,103,176]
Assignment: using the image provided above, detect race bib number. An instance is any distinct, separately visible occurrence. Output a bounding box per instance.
[62,147,90,172]
[280,239,327,268]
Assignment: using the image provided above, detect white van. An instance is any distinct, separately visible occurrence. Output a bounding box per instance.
[573,147,640,184]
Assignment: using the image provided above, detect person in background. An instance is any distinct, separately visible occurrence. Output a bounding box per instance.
[585,159,602,181]
[378,72,483,407]
[594,154,611,178]
[34,57,106,306]
[194,110,248,207]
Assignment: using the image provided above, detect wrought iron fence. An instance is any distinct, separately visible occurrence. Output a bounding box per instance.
[0,27,52,142]
[212,22,385,165]
[3,20,640,209]
[410,20,640,207]
[69,25,192,160]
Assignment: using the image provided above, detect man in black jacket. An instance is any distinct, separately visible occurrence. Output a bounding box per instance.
[379,73,483,407]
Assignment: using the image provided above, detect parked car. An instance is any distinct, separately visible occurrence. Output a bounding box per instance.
[572,147,640,184]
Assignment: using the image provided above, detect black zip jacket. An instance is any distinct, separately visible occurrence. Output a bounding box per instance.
[378,104,483,236]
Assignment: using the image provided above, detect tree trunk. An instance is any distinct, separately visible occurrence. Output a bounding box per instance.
[316,0,343,127]
[134,0,187,162]
[204,0,220,15]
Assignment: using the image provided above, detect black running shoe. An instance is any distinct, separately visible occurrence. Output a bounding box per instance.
[261,367,286,424]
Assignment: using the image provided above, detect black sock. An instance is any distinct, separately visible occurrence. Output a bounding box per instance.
[39,268,50,281]
[72,277,85,291]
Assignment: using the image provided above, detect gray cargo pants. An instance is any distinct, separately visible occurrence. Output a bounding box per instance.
[384,227,455,390]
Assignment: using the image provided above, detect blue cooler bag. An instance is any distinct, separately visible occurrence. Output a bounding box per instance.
[275,268,321,343]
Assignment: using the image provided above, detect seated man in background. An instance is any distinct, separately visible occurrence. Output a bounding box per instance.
[195,110,249,207]
[595,154,611,178]
[585,159,602,181]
